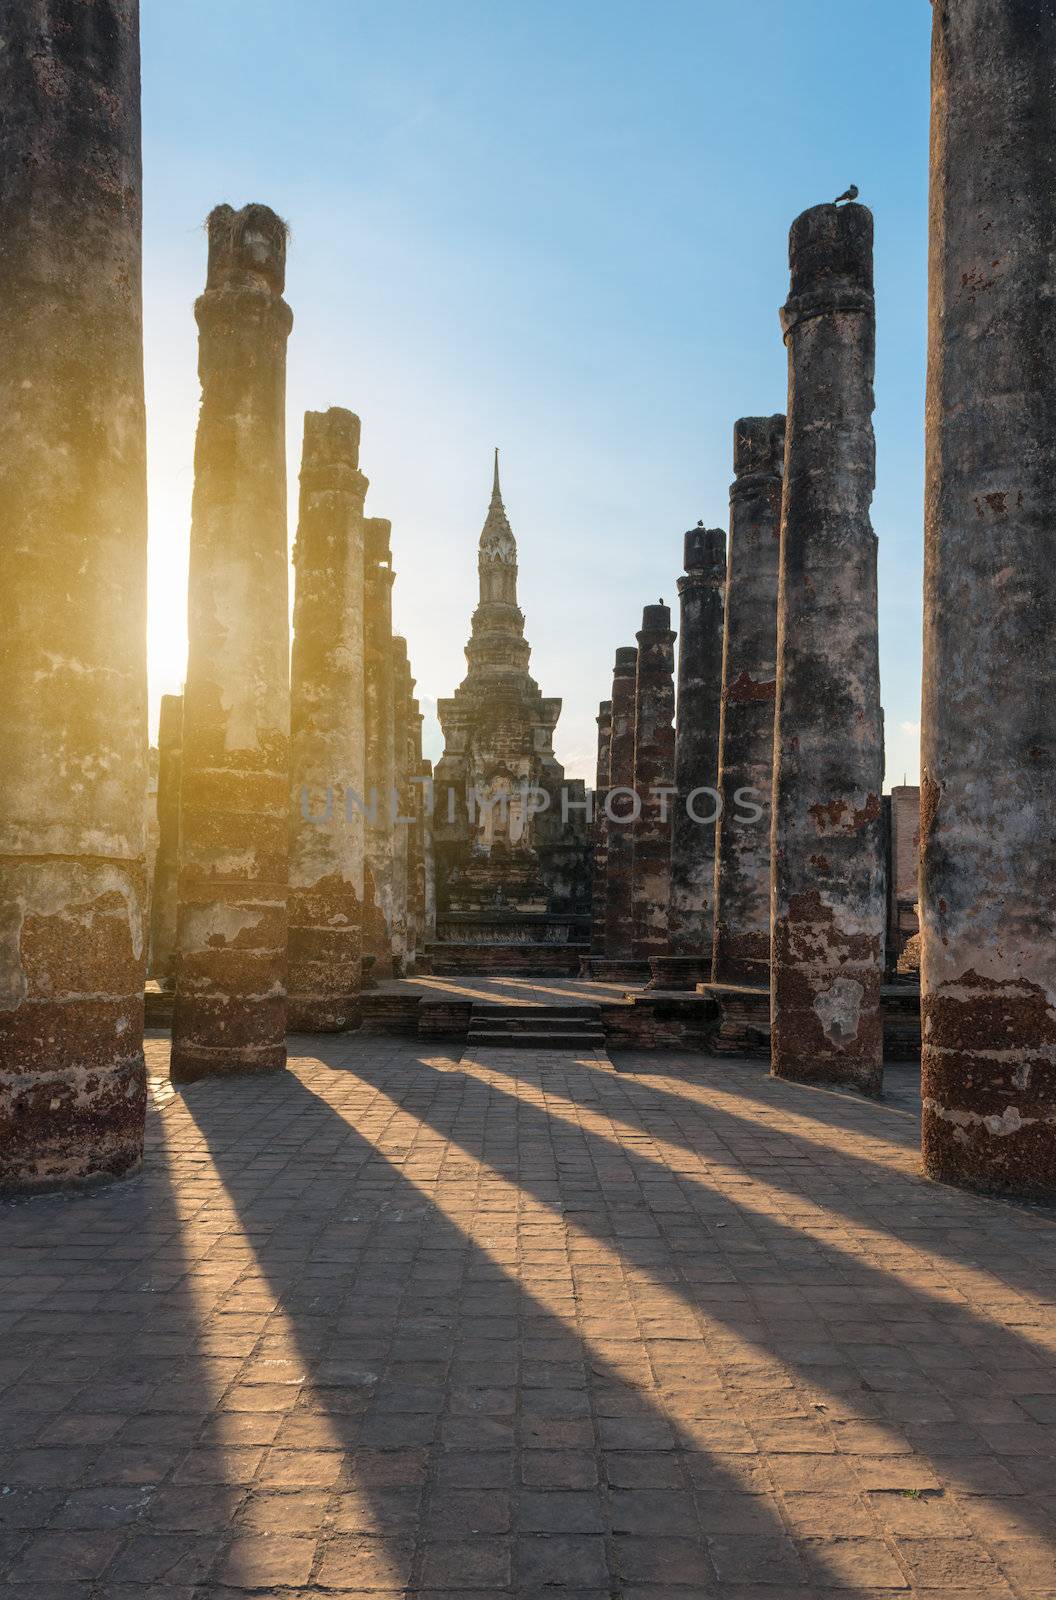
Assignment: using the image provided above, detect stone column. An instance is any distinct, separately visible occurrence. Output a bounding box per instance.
[287,408,368,1032]
[171,203,293,1083]
[656,527,726,988]
[420,758,437,948]
[921,2,1056,1197]
[712,415,785,987]
[362,518,396,981]
[631,604,677,964]
[0,0,148,1188]
[588,701,612,958]
[390,636,411,976]
[408,695,425,969]
[150,695,184,991]
[603,648,639,965]
[771,202,885,1095]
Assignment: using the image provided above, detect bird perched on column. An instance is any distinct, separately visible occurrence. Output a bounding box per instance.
[834,184,859,205]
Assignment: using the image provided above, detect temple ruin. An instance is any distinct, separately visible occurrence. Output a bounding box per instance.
[6,6,1056,1591]
[1,6,1052,1221]
[430,456,591,975]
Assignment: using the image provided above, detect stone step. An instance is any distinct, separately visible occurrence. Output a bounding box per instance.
[467,1017,601,1030]
[464,1030,606,1051]
[470,1005,601,1022]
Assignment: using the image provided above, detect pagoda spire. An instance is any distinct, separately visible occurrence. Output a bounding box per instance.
[478,447,516,567]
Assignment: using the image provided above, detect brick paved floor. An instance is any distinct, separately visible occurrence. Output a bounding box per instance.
[2,1032,1055,1597]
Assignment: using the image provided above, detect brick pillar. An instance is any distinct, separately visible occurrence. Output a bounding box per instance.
[657,527,726,988]
[712,415,784,986]
[588,701,612,958]
[362,517,395,981]
[0,0,148,1187]
[171,204,292,1083]
[390,636,411,976]
[921,1,1056,1197]
[604,648,638,963]
[287,408,367,1032]
[771,203,885,1095]
[632,604,676,964]
[150,695,184,991]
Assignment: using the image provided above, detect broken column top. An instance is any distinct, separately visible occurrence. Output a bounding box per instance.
[784,202,873,330]
[302,407,361,470]
[683,525,726,574]
[733,414,786,478]
[204,203,288,294]
[613,646,638,676]
[364,517,393,564]
[639,603,672,635]
[598,699,613,718]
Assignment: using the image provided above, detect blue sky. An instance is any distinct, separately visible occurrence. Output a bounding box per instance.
[141,0,931,785]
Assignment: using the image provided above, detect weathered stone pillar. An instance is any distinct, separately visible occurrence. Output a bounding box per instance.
[711,416,785,986]
[419,757,437,948]
[632,604,676,964]
[390,636,411,976]
[362,518,396,981]
[653,527,725,988]
[170,203,292,1083]
[588,701,612,958]
[771,202,885,1095]
[921,1,1056,1197]
[603,648,639,966]
[150,695,183,990]
[0,0,148,1188]
[408,695,425,969]
[287,408,367,1032]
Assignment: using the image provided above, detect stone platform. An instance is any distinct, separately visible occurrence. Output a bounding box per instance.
[1,1030,1053,1595]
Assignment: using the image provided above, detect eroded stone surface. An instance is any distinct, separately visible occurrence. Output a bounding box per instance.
[0,0,148,1187]
[920,1,1056,1200]
[712,416,784,987]
[771,203,885,1096]
[669,527,726,961]
[170,203,293,1083]
[603,648,638,963]
[631,606,676,963]
[149,695,183,991]
[390,637,412,976]
[288,408,367,1032]
[362,517,396,982]
[588,701,612,958]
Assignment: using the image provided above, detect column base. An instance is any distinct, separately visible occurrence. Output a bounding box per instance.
[695,981,771,1058]
[579,957,651,983]
[646,955,712,990]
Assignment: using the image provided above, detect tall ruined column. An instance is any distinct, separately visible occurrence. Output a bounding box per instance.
[390,637,411,976]
[654,527,726,988]
[588,701,612,959]
[362,518,396,981]
[420,757,437,948]
[631,604,677,964]
[287,408,367,1032]
[921,2,1056,1197]
[771,202,885,1095]
[150,695,184,990]
[408,694,425,970]
[0,1,148,1187]
[171,204,293,1083]
[602,648,639,967]
[712,415,784,987]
